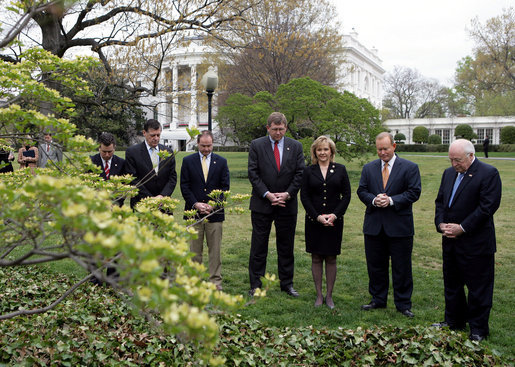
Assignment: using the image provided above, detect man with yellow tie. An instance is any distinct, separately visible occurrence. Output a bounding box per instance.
[357,132,421,318]
[180,130,230,290]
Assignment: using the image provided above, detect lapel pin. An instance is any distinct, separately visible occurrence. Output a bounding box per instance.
[330,169,334,173]
[468,174,472,177]
[287,147,290,151]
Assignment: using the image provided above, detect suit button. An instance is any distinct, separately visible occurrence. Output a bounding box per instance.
[322,203,326,206]
[204,189,207,191]
[324,197,326,200]
[323,183,326,186]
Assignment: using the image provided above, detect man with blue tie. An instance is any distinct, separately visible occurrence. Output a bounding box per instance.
[357,132,421,317]
[125,119,177,209]
[247,112,305,297]
[180,131,230,290]
[433,139,502,342]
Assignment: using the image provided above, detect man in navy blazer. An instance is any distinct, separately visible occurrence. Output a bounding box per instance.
[125,119,177,209]
[180,130,230,290]
[357,132,421,317]
[433,139,501,341]
[247,112,305,297]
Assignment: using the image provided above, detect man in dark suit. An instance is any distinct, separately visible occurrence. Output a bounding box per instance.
[180,130,230,291]
[482,135,490,158]
[357,132,421,317]
[125,119,177,209]
[433,139,501,341]
[247,112,305,297]
[89,132,126,284]
[90,132,125,180]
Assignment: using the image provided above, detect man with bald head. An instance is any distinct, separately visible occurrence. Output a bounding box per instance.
[433,139,502,342]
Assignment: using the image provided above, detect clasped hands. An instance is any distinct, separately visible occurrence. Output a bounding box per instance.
[194,202,213,215]
[374,193,391,208]
[266,192,290,207]
[439,223,464,238]
[317,214,336,226]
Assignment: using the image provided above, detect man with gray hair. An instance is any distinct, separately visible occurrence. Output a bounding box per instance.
[433,139,502,341]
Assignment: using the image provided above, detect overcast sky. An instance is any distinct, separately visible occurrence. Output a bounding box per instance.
[332,0,512,86]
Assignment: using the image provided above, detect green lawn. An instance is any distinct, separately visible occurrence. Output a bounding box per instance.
[170,151,513,358]
[5,150,514,360]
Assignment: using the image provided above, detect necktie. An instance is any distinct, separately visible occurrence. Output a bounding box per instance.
[46,144,50,153]
[201,155,208,181]
[150,148,159,173]
[382,162,389,189]
[274,141,280,172]
[104,160,110,180]
[448,173,464,207]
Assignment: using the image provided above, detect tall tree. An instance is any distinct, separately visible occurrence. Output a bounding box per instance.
[454,7,515,116]
[211,0,343,96]
[218,77,382,160]
[382,66,425,119]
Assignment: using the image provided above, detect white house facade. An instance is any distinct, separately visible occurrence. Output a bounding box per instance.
[383,116,515,145]
[141,33,385,151]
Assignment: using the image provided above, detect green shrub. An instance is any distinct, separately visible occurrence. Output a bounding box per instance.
[428,134,442,144]
[500,126,515,144]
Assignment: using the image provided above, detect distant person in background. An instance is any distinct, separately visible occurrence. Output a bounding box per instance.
[0,147,14,173]
[18,137,39,169]
[180,130,230,290]
[433,139,502,342]
[125,119,177,209]
[482,135,489,158]
[300,136,351,309]
[38,133,62,168]
[90,132,126,205]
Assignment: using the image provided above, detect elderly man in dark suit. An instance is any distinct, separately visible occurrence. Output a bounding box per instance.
[433,139,502,342]
[125,119,177,209]
[357,132,421,317]
[247,112,305,297]
[180,130,230,291]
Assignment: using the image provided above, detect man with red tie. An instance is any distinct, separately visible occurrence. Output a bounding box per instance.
[90,132,126,205]
[247,112,305,297]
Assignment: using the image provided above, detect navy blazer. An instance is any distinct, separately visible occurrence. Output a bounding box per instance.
[248,136,305,215]
[125,142,177,207]
[90,153,126,180]
[434,158,501,256]
[357,155,421,237]
[180,152,230,222]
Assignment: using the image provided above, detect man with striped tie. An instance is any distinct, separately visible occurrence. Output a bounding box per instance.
[90,132,126,186]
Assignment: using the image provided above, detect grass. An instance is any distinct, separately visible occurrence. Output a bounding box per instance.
[8,150,515,360]
[169,151,514,359]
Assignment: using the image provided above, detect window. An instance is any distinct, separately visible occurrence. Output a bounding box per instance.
[177,95,191,127]
[442,129,450,144]
[177,66,191,91]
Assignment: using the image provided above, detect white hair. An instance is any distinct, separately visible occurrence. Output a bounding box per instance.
[450,139,475,154]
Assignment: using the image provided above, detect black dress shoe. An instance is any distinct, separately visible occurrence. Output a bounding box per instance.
[398,309,414,318]
[361,301,386,311]
[248,288,257,297]
[469,333,486,342]
[281,286,299,297]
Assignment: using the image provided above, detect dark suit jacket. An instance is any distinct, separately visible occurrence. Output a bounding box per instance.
[125,142,177,207]
[90,154,126,180]
[357,155,421,237]
[434,158,501,256]
[180,152,230,222]
[300,163,351,221]
[248,136,305,215]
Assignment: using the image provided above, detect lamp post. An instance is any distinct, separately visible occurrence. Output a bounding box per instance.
[200,66,218,131]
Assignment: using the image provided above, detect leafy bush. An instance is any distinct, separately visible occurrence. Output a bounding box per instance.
[454,124,477,140]
[497,144,515,152]
[412,126,429,144]
[1,266,509,366]
[428,134,442,144]
[500,126,515,144]
[394,133,406,143]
